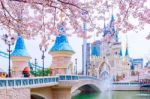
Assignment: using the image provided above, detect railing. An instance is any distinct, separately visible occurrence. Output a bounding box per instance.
[0,75,99,88]
[59,75,79,80]
[0,76,58,89]
[113,82,140,86]
[58,75,98,81]
[78,75,98,80]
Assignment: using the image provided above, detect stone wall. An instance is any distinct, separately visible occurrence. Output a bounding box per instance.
[0,88,30,99]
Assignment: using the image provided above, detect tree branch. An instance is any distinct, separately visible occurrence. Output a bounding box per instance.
[0,1,17,20]
[122,0,132,21]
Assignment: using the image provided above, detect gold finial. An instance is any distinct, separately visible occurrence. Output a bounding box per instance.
[60,8,65,22]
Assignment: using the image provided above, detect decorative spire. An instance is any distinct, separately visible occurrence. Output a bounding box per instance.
[57,22,66,34]
[119,48,122,56]
[125,34,129,56]
[110,15,115,25]
[109,15,119,42]
[103,23,110,37]
[125,43,129,56]
[11,35,30,57]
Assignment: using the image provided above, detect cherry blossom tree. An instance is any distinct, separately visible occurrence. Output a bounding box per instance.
[0,0,150,42]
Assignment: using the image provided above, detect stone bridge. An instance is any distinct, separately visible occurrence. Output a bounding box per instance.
[0,75,100,99]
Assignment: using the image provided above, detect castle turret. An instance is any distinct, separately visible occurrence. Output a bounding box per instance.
[11,35,31,77]
[49,33,75,75]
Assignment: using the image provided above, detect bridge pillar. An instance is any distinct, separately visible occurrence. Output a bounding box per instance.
[52,88,71,99]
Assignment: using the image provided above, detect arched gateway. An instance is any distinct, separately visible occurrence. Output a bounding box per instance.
[98,62,111,80]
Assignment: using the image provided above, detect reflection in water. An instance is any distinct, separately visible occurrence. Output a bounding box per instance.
[72,91,150,99]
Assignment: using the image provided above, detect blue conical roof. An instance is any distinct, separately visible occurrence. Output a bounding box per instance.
[11,36,30,57]
[50,34,74,53]
[110,15,115,27]
[111,15,115,22]
[119,48,122,56]
[125,47,129,56]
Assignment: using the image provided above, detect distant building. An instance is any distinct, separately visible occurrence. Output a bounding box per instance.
[82,43,90,75]
[132,58,143,69]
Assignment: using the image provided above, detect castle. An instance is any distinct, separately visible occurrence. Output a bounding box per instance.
[88,15,131,81]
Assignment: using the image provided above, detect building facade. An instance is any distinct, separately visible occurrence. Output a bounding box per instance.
[88,15,131,81]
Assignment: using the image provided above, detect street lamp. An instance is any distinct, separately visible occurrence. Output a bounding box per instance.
[34,58,37,77]
[2,34,15,77]
[39,45,47,76]
[75,58,78,75]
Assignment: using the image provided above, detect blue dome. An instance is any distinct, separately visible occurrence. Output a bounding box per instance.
[11,36,30,57]
[91,46,100,56]
[50,34,74,53]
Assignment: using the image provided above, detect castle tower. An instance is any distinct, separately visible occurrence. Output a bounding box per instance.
[49,33,75,75]
[11,35,31,77]
[122,41,131,78]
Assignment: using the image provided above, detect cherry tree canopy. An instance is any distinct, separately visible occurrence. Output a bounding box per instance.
[0,0,150,41]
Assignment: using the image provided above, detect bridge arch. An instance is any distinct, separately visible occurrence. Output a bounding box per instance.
[71,80,100,93]
[31,93,46,99]
[77,84,100,93]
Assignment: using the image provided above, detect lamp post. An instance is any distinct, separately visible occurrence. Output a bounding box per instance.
[34,58,37,77]
[39,45,47,76]
[75,58,77,75]
[2,34,15,77]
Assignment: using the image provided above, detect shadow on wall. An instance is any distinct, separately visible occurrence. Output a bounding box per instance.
[31,94,45,99]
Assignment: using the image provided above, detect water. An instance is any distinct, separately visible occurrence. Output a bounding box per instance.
[72,91,150,99]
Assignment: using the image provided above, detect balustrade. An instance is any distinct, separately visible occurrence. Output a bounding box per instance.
[0,75,98,88]
[0,76,58,88]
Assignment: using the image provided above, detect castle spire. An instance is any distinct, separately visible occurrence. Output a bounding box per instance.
[125,34,129,56]
[119,48,123,56]
[125,43,129,56]
[110,14,115,27]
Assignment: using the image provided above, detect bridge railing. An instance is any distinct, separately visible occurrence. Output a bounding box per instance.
[58,75,98,81]
[0,76,58,89]
[58,75,79,81]
[78,75,98,80]
[0,75,99,88]
[113,82,140,86]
